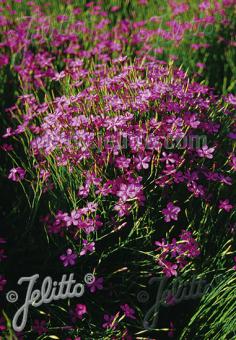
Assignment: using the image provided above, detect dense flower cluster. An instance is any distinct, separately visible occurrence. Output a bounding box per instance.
[5,60,235,228]
[155,230,200,277]
[0,0,235,91]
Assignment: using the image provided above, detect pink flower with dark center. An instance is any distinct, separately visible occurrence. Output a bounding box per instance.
[162,202,181,222]
[60,248,77,267]
[8,167,25,181]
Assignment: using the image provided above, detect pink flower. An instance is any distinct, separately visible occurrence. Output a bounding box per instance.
[1,143,13,152]
[134,154,151,170]
[60,249,77,267]
[64,210,81,227]
[120,304,136,319]
[162,202,181,222]
[197,145,215,159]
[8,167,25,181]
[196,62,206,69]
[226,94,236,106]
[80,240,95,256]
[159,259,178,277]
[199,1,211,11]
[230,154,236,170]
[115,156,131,169]
[219,200,233,212]
[87,277,103,293]
[114,201,131,217]
[77,185,90,198]
[75,304,87,319]
[111,6,120,12]
[102,314,118,330]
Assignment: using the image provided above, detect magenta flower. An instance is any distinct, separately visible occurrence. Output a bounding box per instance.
[155,230,200,277]
[8,167,25,181]
[219,200,233,212]
[75,304,87,319]
[87,277,103,293]
[1,143,13,152]
[60,249,77,267]
[226,94,236,106]
[196,62,205,69]
[115,156,131,169]
[80,240,95,256]
[197,145,215,159]
[230,155,236,170]
[114,201,131,217]
[64,210,81,227]
[102,314,118,330]
[77,185,90,198]
[159,259,178,277]
[120,304,136,319]
[162,202,181,222]
[116,182,143,204]
[134,154,151,170]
